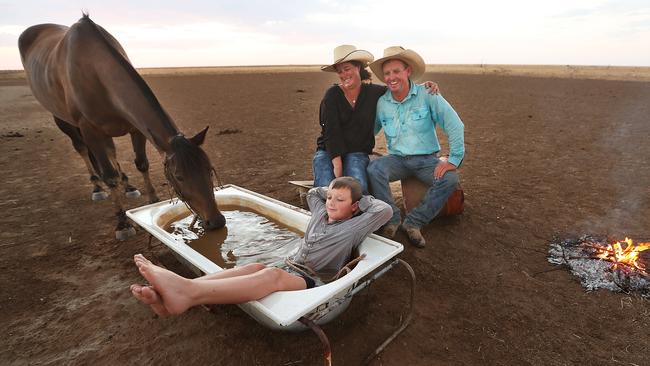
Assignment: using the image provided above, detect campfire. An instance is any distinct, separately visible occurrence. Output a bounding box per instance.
[592,237,650,271]
[548,235,650,296]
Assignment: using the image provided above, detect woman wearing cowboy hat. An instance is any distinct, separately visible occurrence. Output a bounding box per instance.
[313,45,438,194]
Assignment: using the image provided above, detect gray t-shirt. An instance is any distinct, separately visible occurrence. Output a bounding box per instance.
[292,187,392,275]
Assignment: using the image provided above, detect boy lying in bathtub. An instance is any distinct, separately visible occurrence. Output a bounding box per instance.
[130,176,392,317]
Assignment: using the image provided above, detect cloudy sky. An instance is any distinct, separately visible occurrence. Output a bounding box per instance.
[1,0,649,69]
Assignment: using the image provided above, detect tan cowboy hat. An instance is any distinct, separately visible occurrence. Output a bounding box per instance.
[369,46,426,83]
[321,45,374,72]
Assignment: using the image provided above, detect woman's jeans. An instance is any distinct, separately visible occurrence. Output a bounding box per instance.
[312,150,370,194]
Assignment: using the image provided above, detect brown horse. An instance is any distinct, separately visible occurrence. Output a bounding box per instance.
[18,14,226,239]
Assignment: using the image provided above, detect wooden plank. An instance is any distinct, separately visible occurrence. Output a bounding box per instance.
[289,180,314,206]
[288,180,314,189]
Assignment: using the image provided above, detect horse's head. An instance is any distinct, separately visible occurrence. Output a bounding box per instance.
[164,127,225,230]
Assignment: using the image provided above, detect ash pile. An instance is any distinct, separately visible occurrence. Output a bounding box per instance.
[548,235,650,297]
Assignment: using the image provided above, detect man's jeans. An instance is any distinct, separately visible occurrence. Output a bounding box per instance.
[312,150,370,194]
[367,154,459,228]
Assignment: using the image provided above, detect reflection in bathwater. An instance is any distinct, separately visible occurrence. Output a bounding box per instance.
[165,207,302,269]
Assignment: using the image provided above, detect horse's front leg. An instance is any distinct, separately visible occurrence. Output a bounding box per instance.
[131,131,159,203]
[80,123,136,240]
[120,172,141,199]
[106,145,140,200]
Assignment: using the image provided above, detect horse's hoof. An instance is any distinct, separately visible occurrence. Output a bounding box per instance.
[115,227,137,240]
[125,189,141,199]
[92,191,109,201]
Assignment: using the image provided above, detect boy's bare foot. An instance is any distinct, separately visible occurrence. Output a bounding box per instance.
[132,254,195,315]
[130,284,171,317]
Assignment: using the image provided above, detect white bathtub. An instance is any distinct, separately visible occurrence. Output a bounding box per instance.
[126,184,403,330]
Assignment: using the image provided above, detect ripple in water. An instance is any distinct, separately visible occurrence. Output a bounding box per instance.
[166,208,302,269]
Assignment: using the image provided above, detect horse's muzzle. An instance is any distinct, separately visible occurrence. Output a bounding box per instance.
[201,213,226,230]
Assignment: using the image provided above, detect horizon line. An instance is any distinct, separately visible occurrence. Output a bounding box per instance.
[3,63,650,73]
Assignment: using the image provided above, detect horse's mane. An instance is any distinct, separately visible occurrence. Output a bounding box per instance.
[78,13,175,139]
[168,135,212,171]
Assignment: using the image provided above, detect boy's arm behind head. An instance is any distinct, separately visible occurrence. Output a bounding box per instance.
[306,186,328,213]
[355,195,393,235]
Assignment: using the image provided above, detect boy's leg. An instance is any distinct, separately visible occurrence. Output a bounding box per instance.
[131,260,266,316]
[132,255,307,316]
[367,155,410,226]
[342,152,370,194]
[197,263,267,281]
[312,150,335,187]
[134,256,267,282]
[190,267,307,304]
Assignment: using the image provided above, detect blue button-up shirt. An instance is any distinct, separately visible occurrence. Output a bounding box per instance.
[374,81,465,167]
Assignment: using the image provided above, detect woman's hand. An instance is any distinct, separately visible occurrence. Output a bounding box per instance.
[422,81,440,95]
[332,156,343,177]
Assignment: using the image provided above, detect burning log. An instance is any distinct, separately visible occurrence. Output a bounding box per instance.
[548,235,650,296]
[592,238,650,271]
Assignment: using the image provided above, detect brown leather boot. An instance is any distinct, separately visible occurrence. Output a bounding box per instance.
[402,225,426,248]
[381,223,400,239]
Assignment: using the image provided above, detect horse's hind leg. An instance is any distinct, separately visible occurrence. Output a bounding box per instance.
[79,122,135,240]
[131,131,159,203]
[53,116,108,201]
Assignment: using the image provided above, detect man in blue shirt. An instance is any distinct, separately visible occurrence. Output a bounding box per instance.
[367,46,465,248]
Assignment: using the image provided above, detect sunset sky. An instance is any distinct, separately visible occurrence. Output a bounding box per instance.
[1,0,649,69]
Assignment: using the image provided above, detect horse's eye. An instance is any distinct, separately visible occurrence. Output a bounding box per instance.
[175,175,184,182]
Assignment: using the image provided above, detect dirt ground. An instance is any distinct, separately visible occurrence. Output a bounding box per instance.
[1,68,650,366]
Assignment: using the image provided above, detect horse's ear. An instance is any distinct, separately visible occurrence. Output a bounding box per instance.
[189,126,209,146]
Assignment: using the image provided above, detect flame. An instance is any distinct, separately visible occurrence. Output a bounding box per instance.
[595,237,650,271]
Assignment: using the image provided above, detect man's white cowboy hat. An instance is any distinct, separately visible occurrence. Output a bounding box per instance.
[321,45,374,72]
[369,46,426,83]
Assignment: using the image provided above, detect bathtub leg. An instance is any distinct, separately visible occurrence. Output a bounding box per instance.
[299,317,332,366]
[145,234,164,261]
[364,259,416,364]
